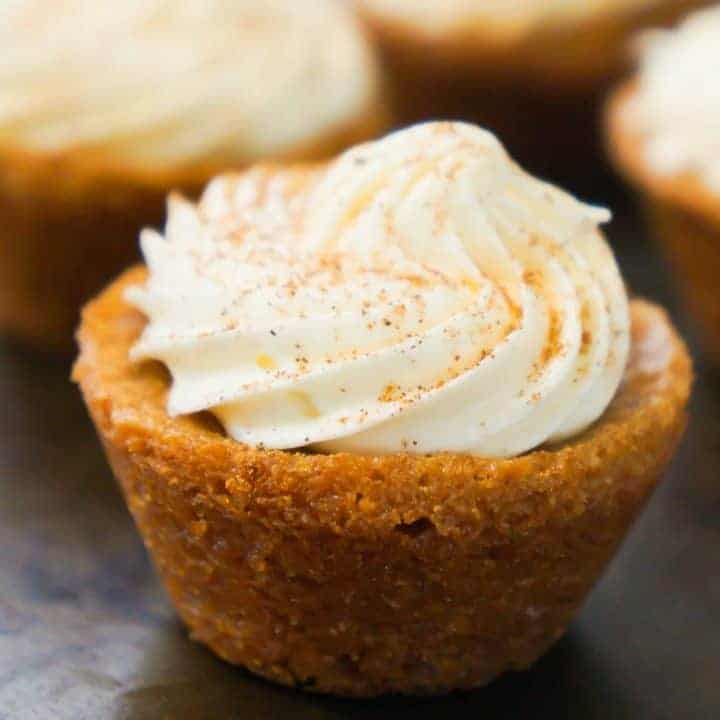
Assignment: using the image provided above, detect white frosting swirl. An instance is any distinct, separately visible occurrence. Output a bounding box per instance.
[624,6,720,193]
[360,0,662,39]
[0,0,380,168]
[128,122,630,457]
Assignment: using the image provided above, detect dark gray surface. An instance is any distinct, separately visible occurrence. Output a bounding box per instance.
[1,196,719,720]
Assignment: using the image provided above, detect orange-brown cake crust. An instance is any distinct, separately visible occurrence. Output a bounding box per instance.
[74,267,691,696]
[607,83,720,363]
[0,103,389,351]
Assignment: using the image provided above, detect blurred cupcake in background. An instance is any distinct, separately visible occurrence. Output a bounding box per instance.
[607,5,720,363]
[356,0,712,182]
[0,0,388,350]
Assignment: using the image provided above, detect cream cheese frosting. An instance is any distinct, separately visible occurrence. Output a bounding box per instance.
[624,6,720,193]
[359,0,663,40]
[128,122,630,457]
[0,0,380,169]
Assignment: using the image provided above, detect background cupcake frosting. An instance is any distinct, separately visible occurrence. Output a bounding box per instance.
[0,0,381,169]
[622,5,720,192]
[359,0,669,37]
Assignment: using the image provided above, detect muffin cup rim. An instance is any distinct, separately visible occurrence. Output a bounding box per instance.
[73,265,692,534]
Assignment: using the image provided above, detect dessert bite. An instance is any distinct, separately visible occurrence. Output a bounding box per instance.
[356,0,712,179]
[607,6,720,362]
[75,123,692,696]
[0,0,388,348]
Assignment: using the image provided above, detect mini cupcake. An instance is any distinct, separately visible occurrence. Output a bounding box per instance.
[356,0,711,179]
[74,123,691,696]
[607,6,720,363]
[0,0,388,349]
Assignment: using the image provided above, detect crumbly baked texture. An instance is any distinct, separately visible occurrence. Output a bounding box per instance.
[607,83,720,364]
[360,0,711,177]
[74,267,691,696]
[0,106,388,351]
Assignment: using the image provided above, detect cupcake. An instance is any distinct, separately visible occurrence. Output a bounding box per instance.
[0,0,388,350]
[74,122,691,696]
[356,0,711,179]
[607,6,720,363]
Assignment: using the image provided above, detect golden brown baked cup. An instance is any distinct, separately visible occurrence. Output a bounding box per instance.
[358,0,711,179]
[0,109,387,351]
[74,266,691,697]
[607,82,720,364]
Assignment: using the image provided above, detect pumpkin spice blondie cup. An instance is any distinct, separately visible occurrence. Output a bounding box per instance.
[75,123,691,696]
[607,6,720,364]
[356,0,712,178]
[0,0,388,350]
